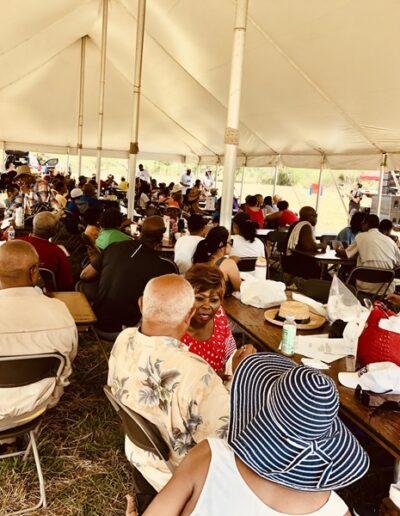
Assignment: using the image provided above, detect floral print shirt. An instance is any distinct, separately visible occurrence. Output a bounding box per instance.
[108,328,230,491]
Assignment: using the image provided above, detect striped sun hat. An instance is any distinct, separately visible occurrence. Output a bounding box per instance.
[228,353,369,491]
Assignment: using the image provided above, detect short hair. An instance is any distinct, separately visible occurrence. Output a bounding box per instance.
[33,211,58,237]
[188,214,206,233]
[246,195,258,207]
[82,183,96,197]
[142,275,194,325]
[185,264,225,299]
[379,218,393,233]
[277,200,289,210]
[366,214,379,229]
[350,211,366,234]
[99,207,123,229]
[264,196,272,206]
[83,207,100,226]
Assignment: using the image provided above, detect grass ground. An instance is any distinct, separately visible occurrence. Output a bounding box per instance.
[0,335,132,516]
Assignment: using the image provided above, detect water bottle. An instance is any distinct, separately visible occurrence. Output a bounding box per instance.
[8,225,15,240]
[15,206,24,228]
[281,315,296,356]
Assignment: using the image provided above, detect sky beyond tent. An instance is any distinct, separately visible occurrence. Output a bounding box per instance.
[1,0,400,170]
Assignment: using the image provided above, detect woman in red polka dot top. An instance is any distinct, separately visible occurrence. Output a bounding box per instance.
[181,264,237,373]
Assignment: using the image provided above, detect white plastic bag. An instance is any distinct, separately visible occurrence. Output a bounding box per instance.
[327,274,364,322]
[240,279,286,309]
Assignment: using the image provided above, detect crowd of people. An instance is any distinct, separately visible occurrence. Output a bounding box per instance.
[1,161,397,515]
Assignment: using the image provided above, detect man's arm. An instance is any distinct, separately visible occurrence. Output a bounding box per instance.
[297,225,322,253]
[80,251,102,281]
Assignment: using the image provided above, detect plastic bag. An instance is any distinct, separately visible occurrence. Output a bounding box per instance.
[327,275,364,322]
[240,279,286,309]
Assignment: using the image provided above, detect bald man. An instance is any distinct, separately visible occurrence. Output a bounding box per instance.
[19,211,74,291]
[0,241,77,431]
[81,216,177,336]
[108,275,253,491]
[283,206,326,279]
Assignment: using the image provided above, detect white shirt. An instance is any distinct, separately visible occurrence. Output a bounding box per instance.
[229,235,265,259]
[346,228,400,293]
[174,234,204,273]
[203,175,214,190]
[180,173,194,194]
[0,287,78,430]
[191,439,349,516]
[139,192,150,209]
[137,168,151,183]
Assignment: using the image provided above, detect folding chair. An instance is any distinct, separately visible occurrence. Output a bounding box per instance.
[266,230,288,279]
[104,386,175,513]
[38,267,58,292]
[237,257,257,272]
[0,353,65,515]
[298,279,332,304]
[346,266,395,302]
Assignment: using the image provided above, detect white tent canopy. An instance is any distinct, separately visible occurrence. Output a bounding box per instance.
[1,0,400,169]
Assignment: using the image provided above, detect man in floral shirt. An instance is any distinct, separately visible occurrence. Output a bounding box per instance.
[108,275,254,491]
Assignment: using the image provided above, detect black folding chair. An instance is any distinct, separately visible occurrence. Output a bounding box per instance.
[104,386,175,513]
[38,267,58,292]
[266,231,288,279]
[0,353,65,515]
[346,266,395,302]
[237,257,257,272]
[298,279,332,304]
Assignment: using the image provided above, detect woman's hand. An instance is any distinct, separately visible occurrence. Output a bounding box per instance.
[232,344,257,373]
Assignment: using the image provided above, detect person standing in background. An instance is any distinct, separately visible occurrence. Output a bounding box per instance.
[180,169,194,195]
[348,182,363,217]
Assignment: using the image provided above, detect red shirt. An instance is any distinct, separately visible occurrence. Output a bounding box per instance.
[279,209,298,226]
[19,235,74,291]
[246,207,264,229]
[181,306,237,372]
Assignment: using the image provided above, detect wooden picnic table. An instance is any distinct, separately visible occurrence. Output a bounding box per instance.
[46,291,97,330]
[223,295,400,461]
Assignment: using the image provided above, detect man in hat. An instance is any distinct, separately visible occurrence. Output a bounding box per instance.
[174,214,207,273]
[135,354,368,515]
[7,164,59,216]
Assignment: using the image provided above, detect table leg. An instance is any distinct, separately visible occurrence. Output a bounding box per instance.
[395,459,400,482]
[320,263,326,280]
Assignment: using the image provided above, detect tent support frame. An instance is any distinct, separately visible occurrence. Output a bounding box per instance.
[220,0,249,229]
[95,0,109,196]
[376,153,387,217]
[77,36,86,176]
[127,0,147,219]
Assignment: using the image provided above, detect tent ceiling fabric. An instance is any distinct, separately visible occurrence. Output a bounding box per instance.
[0,0,399,169]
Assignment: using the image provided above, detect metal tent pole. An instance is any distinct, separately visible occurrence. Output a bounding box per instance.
[127,0,147,219]
[219,0,249,229]
[272,155,280,196]
[376,153,387,217]
[239,166,245,203]
[95,0,109,196]
[329,169,348,216]
[77,36,86,176]
[315,156,325,212]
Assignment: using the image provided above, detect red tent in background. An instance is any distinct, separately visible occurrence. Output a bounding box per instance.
[359,171,380,181]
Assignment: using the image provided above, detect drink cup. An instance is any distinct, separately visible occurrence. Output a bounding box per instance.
[130,224,137,236]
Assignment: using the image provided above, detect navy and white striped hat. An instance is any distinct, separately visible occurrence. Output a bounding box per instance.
[228,353,369,491]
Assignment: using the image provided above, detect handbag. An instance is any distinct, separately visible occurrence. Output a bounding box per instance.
[357,301,400,366]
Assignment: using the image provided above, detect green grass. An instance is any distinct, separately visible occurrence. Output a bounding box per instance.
[0,336,133,515]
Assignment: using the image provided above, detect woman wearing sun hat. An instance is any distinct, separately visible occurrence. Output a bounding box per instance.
[130,353,369,515]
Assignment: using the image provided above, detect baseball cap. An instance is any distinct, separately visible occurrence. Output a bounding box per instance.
[70,188,83,199]
[338,362,400,394]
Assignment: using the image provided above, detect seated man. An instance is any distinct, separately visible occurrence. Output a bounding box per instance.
[19,211,74,291]
[338,214,400,294]
[80,215,177,336]
[283,206,326,279]
[0,241,78,430]
[108,274,255,491]
[174,214,207,273]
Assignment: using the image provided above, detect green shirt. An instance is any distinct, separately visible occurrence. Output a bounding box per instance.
[96,228,131,250]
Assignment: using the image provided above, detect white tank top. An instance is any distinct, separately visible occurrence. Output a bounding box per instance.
[190,438,348,516]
